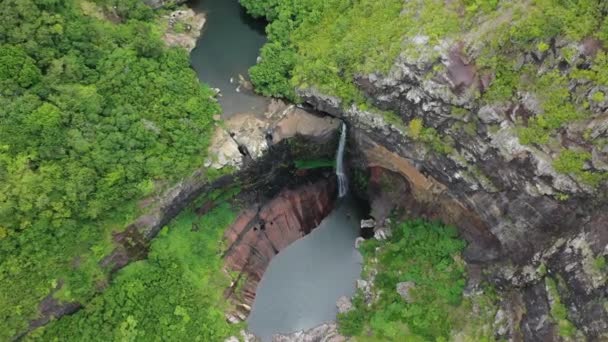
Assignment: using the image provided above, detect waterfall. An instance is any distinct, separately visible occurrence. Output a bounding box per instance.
[336,122,348,197]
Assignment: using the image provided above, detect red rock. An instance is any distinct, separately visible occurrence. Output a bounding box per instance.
[222,178,336,315]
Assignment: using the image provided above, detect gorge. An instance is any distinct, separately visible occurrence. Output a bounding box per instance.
[1,0,607,341]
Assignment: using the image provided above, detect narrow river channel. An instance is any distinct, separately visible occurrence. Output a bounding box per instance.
[189,0,269,117]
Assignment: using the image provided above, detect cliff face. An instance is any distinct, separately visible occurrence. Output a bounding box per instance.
[298,41,608,339]
[222,178,336,322]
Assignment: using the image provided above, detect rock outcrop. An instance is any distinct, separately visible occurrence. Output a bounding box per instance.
[222,178,336,321]
[206,100,341,170]
[271,322,345,342]
[297,37,608,339]
[162,9,206,52]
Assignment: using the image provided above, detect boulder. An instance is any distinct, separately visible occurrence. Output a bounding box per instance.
[374,227,392,241]
[204,127,242,169]
[161,9,206,52]
[336,296,353,314]
[396,281,416,303]
[360,218,375,229]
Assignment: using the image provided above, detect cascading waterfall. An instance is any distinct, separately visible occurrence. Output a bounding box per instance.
[336,122,348,197]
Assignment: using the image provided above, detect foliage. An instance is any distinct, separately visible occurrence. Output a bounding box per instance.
[0,0,219,338]
[32,204,239,341]
[245,0,608,186]
[338,219,469,340]
[407,118,454,154]
[546,277,578,338]
[239,0,280,20]
[594,256,607,272]
[553,149,608,186]
[518,70,587,145]
[408,118,423,139]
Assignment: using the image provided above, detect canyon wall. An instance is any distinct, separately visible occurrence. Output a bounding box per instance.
[222,178,337,322]
[298,41,608,340]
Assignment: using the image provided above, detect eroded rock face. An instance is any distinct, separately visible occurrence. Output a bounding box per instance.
[222,178,337,320]
[297,42,608,338]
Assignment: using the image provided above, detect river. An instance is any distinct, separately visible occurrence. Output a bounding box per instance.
[189,0,269,118]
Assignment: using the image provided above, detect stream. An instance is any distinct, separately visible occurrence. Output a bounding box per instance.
[188,0,363,340]
[189,0,270,118]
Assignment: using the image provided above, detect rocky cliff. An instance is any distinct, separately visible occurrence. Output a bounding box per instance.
[222,178,336,322]
[297,38,608,340]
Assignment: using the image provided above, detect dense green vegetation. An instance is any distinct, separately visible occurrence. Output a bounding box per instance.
[553,149,608,186]
[337,219,496,341]
[0,0,219,338]
[32,204,240,341]
[243,0,608,104]
[242,0,608,185]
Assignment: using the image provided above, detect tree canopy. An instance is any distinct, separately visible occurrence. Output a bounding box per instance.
[0,0,219,338]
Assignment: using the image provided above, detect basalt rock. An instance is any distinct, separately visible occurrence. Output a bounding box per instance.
[297,36,608,339]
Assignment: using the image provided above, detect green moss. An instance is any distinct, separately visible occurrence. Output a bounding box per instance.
[553,149,608,187]
[591,91,605,103]
[553,150,591,174]
[408,118,423,139]
[378,109,406,130]
[464,122,478,136]
[479,57,518,102]
[451,106,470,118]
[421,128,455,155]
[172,21,187,33]
[537,41,550,53]
[546,277,578,338]
[594,256,607,272]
